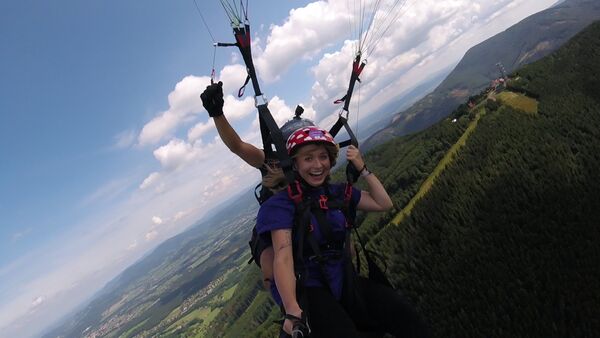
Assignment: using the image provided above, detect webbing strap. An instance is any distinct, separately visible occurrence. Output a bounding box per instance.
[294,201,312,274]
[329,115,360,183]
[221,24,298,188]
[257,104,296,188]
[233,25,262,97]
[329,114,358,147]
[342,55,366,112]
[312,206,333,247]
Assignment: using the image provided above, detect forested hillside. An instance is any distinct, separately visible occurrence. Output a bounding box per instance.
[369,20,600,336]
[210,20,600,337]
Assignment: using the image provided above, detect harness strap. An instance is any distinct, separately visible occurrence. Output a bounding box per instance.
[221,24,298,189]
[342,54,366,113]
[329,115,361,183]
[257,104,295,187]
[238,74,251,97]
[311,207,333,250]
[233,25,262,97]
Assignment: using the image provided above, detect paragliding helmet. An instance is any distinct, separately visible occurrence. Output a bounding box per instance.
[286,126,336,156]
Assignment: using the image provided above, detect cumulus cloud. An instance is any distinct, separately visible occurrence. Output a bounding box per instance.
[153,139,202,171]
[306,0,528,123]
[223,95,256,121]
[267,96,296,126]
[218,64,250,95]
[187,121,212,143]
[187,95,253,143]
[246,95,311,133]
[138,76,210,146]
[255,0,352,82]
[152,216,163,225]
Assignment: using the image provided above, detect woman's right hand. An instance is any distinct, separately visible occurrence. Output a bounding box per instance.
[283,317,294,335]
[283,311,310,337]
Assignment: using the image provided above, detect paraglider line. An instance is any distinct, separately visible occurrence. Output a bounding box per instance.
[193,0,217,43]
[219,0,239,26]
[365,0,412,58]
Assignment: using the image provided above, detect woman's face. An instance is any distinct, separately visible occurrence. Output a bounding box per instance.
[294,144,331,187]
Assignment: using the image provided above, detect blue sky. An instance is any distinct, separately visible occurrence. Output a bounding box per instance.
[0,1,558,336]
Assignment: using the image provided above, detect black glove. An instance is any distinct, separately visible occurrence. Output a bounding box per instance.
[200,81,224,117]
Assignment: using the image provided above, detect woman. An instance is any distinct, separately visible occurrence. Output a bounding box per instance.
[257,126,428,337]
[201,81,313,291]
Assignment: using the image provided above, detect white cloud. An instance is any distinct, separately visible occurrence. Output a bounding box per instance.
[187,121,212,143]
[218,64,250,95]
[153,139,202,171]
[187,96,253,143]
[255,0,352,82]
[31,296,44,308]
[152,216,163,225]
[223,95,256,121]
[247,96,307,132]
[267,96,295,126]
[145,230,158,241]
[306,0,539,123]
[138,76,210,146]
[140,172,160,190]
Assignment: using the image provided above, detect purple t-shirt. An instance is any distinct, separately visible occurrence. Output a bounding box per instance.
[256,183,361,306]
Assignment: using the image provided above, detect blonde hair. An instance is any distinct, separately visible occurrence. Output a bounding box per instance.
[262,143,339,192]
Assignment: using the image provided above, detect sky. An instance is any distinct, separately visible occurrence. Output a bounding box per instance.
[0,0,559,337]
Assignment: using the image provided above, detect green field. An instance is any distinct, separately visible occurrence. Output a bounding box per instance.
[496,91,538,114]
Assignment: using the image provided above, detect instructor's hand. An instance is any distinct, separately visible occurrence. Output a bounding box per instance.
[200,81,224,117]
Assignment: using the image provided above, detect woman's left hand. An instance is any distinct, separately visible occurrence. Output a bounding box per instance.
[346,145,365,171]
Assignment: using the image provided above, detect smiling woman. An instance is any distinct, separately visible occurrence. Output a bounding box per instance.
[253,124,427,337]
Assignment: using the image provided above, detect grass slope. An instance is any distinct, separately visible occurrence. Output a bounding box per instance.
[392,106,486,226]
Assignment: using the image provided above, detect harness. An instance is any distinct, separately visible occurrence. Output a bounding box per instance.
[287,181,354,269]
[285,180,355,326]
